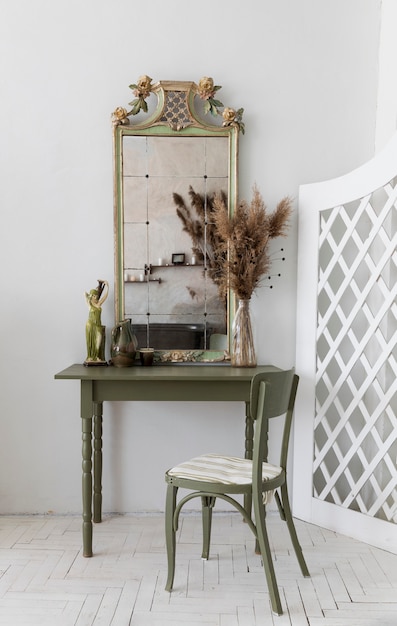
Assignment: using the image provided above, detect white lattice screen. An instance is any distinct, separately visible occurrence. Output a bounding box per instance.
[314,178,397,523]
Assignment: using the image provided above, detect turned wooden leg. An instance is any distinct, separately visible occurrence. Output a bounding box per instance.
[93,402,103,524]
[81,380,93,557]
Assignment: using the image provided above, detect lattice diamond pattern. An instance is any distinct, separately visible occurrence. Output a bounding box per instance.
[160,90,192,130]
[314,177,397,523]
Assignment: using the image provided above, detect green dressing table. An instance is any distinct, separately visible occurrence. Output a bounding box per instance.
[55,363,278,556]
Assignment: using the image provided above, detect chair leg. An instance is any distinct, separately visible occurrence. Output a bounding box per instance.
[274,490,286,521]
[165,484,178,591]
[279,483,310,577]
[201,496,216,559]
[253,497,283,616]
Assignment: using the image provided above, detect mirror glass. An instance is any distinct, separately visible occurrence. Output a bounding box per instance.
[113,79,239,362]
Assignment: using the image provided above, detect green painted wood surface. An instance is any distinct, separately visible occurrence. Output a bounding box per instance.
[54,363,280,557]
[55,364,278,402]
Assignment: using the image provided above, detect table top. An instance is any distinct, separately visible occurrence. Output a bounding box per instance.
[55,363,277,383]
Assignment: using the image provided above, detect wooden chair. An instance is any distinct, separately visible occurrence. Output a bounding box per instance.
[164,368,310,615]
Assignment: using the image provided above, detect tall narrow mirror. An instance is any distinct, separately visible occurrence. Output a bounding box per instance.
[113,78,241,362]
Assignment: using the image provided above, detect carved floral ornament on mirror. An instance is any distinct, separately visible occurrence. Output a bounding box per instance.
[111,76,291,367]
[112,75,245,132]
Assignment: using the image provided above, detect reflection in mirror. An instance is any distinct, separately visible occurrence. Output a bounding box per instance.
[113,79,241,361]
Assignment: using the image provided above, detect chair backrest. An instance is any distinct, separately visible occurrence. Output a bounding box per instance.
[250,369,299,471]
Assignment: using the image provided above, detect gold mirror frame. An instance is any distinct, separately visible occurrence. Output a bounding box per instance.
[112,77,242,363]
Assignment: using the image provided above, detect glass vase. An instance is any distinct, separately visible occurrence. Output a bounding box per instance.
[231,299,257,367]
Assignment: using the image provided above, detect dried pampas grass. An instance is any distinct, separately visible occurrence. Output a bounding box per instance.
[213,185,292,300]
[173,186,228,295]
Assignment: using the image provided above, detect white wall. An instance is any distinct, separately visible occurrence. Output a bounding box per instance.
[375,0,397,151]
[0,0,382,513]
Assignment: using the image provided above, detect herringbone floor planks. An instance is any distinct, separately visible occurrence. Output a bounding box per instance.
[0,513,395,625]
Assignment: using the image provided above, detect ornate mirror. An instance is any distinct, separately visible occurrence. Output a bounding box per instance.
[112,76,243,363]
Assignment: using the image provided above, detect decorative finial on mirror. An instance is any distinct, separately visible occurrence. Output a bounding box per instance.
[111,75,245,132]
[127,75,153,114]
[197,76,224,116]
[222,106,245,134]
[112,106,129,125]
[112,75,154,125]
[197,76,245,133]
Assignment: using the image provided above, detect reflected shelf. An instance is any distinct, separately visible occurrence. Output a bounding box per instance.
[149,263,204,269]
[124,278,162,284]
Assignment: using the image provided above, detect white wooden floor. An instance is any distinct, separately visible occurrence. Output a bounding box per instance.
[0,512,396,625]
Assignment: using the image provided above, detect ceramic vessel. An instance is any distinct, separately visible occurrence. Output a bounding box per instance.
[140,347,154,366]
[111,319,138,367]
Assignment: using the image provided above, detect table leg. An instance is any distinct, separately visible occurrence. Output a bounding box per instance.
[244,400,254,515]
[81,380,93,557]
[93,402,103,523]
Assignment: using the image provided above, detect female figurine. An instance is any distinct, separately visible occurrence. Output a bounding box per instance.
[84,279,109,365]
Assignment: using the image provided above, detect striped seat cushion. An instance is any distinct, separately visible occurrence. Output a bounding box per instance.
[168,454,282,503]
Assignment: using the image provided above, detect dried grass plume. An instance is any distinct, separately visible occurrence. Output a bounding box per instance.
[213,185,292,300]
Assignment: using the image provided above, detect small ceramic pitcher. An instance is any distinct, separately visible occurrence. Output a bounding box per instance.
[111,319,138,367]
